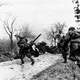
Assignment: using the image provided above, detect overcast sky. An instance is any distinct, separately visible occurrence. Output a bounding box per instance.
[0,0,78,39]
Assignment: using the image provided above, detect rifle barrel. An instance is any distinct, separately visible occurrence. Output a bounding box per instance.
[33,34,41,42]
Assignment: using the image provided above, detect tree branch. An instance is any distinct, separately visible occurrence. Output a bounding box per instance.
[11,17,16,33]
[4,25,10,36]
[4,20,11,33]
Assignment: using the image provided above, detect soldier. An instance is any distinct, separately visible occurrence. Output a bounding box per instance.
[24,41,35,65]
[68,27,80,60]
[66,27,80,61]
[58,35,69,63]
[58,27,75,63]
[62,27,77,62]
[67,27,76,59]
[58,26,80,63]
[15,35,34,65]
[67,27,80,39]
[16,35,28,64]
[15,34,41,65]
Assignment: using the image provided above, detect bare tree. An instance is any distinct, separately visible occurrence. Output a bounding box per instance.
[45,28,56,46]
[2,16,16,54]
[46,22,67,46]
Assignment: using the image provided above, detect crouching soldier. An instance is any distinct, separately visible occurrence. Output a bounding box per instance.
[15,34,41,65]
[16,35,28,64]
[15,35,34,65]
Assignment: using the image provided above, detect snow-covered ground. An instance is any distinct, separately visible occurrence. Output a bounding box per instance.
[0,53,61,80]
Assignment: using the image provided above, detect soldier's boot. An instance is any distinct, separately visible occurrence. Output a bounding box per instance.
[63,55,67,63]
[31,58,35,65]
[21,60,24,64]
[20,58,24,65]
[31,61,34,65]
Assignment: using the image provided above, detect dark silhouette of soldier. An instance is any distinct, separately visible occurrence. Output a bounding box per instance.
[58,27,80,63]
[58,35,69,63]
[15,35,35,65]
[61,27,77,63]
[67,27,76,59]
[16,36,28,64]
[67,27,80,60]
[23,41,35,65]
[65,27,80,61]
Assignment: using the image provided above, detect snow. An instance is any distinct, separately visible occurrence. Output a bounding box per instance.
[0,53,61,80]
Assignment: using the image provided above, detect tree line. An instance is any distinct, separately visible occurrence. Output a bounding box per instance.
[0,14,67,62]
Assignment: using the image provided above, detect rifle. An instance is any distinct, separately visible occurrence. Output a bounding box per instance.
[32,34,41,42]
[30,33,41,45]
[15,35,25,40]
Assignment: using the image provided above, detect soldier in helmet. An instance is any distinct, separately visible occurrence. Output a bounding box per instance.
[68,27,80,60]
[58,35,69,63]
[61,27,76,62]
[67,27,80,39]
[65,26,80,60]
[15,35,28,64]
[58,26,80,63]
[15,34,42,65]
[15,35,35,65]
[59,27,76,63]
[68,27,75,31]
[67,27,76,59]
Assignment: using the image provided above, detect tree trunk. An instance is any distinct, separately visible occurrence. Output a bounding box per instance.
[10,33,13,54]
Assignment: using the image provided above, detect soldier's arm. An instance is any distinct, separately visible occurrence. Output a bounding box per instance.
[72,31,80,39]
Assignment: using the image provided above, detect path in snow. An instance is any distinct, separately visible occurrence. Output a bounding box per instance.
[0,53,61,80]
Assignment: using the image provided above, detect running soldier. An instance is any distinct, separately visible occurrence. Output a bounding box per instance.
[15,34,41,65]
[15,35,35,65]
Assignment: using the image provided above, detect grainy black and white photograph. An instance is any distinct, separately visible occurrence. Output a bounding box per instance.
[0,0,80,80]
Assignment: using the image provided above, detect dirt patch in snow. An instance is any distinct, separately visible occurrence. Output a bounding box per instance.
[31,59,80,80]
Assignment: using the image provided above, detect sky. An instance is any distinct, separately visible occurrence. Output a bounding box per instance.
[0,0,78,39]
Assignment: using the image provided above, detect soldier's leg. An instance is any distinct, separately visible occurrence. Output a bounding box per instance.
[26,53,35,65]
[63,54,67,63]
[21,54,25,64]
[62,50,67,63]
[19,50,25,64]
[30,57,35,65]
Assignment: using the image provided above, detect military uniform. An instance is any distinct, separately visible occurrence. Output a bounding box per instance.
[17,37,28,64]
[58,35,69,63]
[66,27,80,61]
[15,34,41,65]
[18,38,36,65]
[57,27,80,63]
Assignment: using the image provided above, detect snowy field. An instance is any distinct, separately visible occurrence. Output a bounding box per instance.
[0,53,61,80]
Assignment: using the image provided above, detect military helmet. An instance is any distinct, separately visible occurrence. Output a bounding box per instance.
[15,34,25,40]
[40,41,47,46]
[68,27,75,31]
